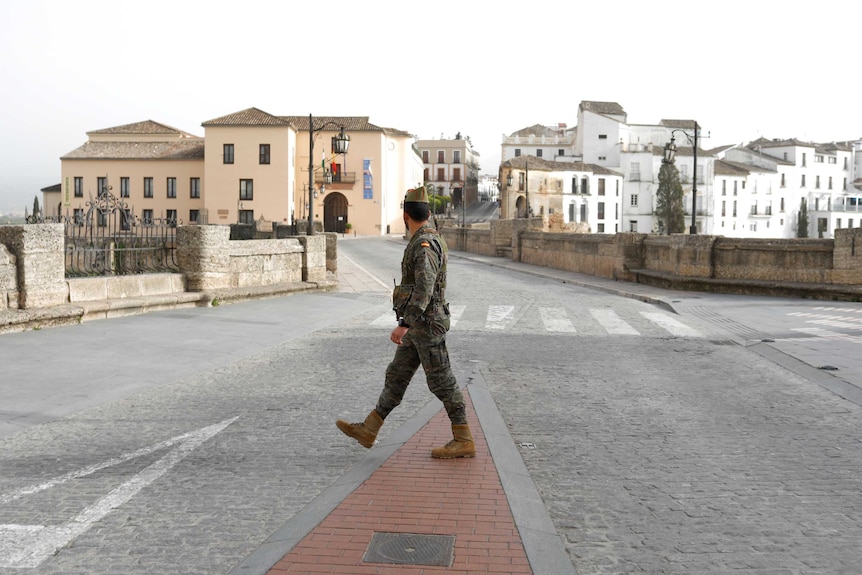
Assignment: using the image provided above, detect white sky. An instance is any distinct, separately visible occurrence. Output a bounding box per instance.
[1,0,858,212]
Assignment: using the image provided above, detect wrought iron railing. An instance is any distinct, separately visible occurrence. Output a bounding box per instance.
[26,189,180,278]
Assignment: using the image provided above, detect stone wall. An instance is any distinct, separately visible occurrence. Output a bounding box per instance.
[441,221,862,295]
[0,223,332,310]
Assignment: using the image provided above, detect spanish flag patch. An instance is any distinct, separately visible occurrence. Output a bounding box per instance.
[421,241,430,247]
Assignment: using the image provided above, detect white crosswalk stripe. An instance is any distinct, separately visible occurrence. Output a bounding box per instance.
[640,312,703,338]
[590,309,639,335]
[539,307,576,333]
[366,304,704,338]
[486,305,516,330]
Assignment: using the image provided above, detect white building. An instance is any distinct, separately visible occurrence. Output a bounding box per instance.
[501,100,862,238]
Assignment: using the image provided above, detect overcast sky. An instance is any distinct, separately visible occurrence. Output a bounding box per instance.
[1,0,858,212]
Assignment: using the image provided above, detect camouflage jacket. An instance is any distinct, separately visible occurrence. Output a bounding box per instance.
[392,225,448,327]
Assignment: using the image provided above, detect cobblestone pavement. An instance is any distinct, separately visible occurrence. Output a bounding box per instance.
[2,237,862,574]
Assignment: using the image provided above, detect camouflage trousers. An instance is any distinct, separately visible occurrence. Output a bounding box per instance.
[375,320,466,425]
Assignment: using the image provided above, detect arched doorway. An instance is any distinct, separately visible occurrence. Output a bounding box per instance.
[323,192,348,233]
[515,195,526,218]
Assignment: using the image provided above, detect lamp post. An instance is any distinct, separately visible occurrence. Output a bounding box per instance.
[664,121,707,234]
[306,113,350,235]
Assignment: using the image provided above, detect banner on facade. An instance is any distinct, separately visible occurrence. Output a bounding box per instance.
[363,159,373,200]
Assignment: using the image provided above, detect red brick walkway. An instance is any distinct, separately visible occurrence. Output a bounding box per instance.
[267,392,532,574]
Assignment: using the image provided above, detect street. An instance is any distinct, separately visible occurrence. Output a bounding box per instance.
[1,236,862,574]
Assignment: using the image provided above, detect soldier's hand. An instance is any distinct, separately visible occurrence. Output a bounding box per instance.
[391,325,409,345]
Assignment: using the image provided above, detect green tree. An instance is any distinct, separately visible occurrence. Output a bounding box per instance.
[655,161,686,234]
[797,198,809,238]
[32,195,41,218]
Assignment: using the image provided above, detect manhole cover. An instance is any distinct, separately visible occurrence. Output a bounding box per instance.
[363,532,455,566]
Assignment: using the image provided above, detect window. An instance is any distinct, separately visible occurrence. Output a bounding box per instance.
[142,209,154,224]
[73,208,84,225]
[801,174,806,187]
[722,180,727,195]
[166,209,177,227]
[581,177,589,195]
[259,144,270,164]
[598,134,607,140]
[815,154,824,163]
[452,168,461,181]
[422,150,429,163]
[733,181,737,195]
[598,179,606,196]
[120,177,130,198]
[597,223,605,232]
[629,162,640,181]
[733,200,737,217]
[224,144,234,164]
[190,209,200,224]
[239,179,253,200]
[74,177,83,197]
[437,151,445,163]
[568,203,575,222]
[514,149,521,157]
[629,220,638,232]
[167,177,177,198]
[815,175,821,189]
[423,168,429,181]
[780,197,785,212]
[97,176,108,195]
[597,202,605,220]
[144,177,153,198]
[536,149,543,158]
[828,176,833,190]
[630,194,638,207]
[558,149,564,157]
[239,210,254,224]
[781,173,786,187]
[453,150,461,163]
[436,168,445,181]
[571,177,578,194]
[721,200,726,217]
[802,153,807,167]
[190,177,200,198]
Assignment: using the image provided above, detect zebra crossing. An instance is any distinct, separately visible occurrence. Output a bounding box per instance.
[369,304,704,338]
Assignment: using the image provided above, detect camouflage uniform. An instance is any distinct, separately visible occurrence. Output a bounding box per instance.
[378,225,466,424]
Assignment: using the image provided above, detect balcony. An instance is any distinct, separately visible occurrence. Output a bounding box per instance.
[312,171,357,184]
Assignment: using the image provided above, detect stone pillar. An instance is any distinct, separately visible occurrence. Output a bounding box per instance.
[0,244,18,310]
[0,224,67,309]
[612,232,647,281]
[324,232,338,273]
[294,234,327,282]
[176,225,232,291]
[832,228,862,284]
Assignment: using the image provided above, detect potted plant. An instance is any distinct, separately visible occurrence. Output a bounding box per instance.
[344,222,353,234]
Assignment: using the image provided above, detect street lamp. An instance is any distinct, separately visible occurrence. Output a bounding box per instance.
[306,114,350,235]
[664,121,707,235]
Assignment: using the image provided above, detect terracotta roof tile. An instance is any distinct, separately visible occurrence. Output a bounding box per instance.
[61,140,205,161]
[88,120,197,137]
[202,107,291,127]
[503,155,621,176]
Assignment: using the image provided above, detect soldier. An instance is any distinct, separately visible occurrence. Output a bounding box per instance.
[336,186,475,459]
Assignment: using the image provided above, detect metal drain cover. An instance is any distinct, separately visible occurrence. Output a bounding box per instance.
[363,532,455,566]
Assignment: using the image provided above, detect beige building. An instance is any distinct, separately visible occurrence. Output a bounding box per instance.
[49,108,422,236]
[415,135,480,213]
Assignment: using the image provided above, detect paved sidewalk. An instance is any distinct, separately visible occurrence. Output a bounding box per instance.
[230,365,575,575]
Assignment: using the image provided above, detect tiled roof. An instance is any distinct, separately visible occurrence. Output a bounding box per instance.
[201,107,290,127]
[510,124,567,138]
[715,159,753,176]
[61,140,205,161]
[659,119,700,130]
[280,116,378,132]
[503,155,621,176]
[579,101,625,116]
[88,120,196,137]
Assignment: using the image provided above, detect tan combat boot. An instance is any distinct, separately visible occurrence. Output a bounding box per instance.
[336,410,383,448]
[431,424,476,459]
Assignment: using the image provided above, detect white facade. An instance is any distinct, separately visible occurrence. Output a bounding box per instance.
[503,100,862,238]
